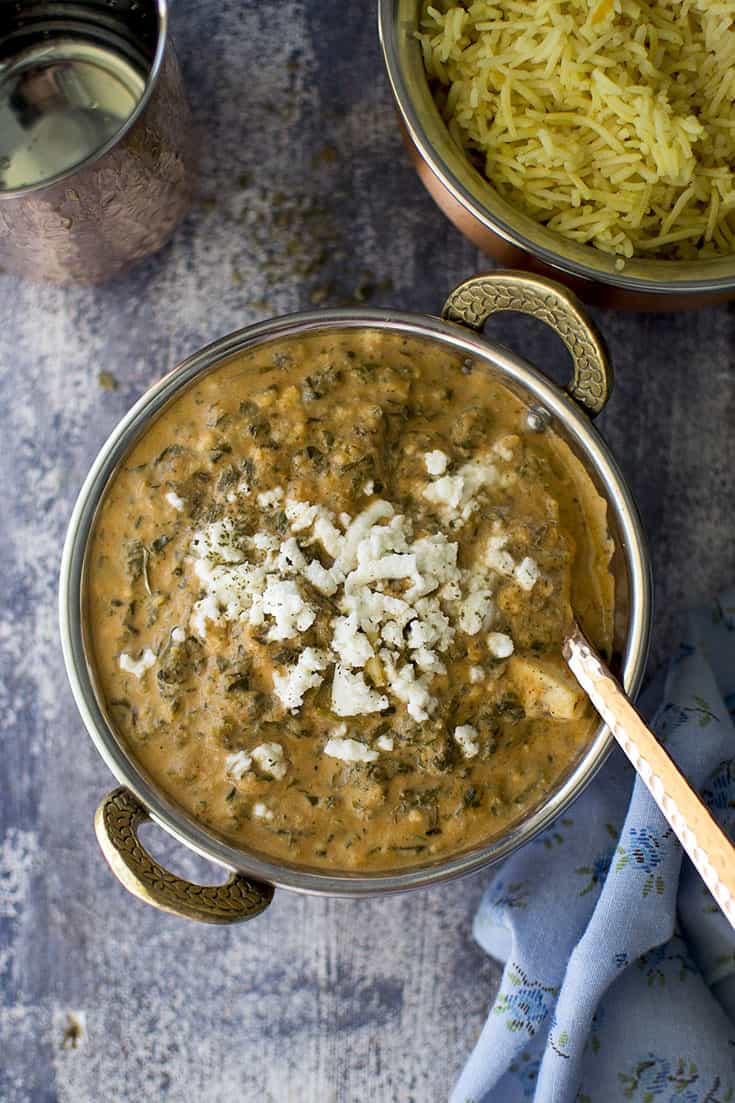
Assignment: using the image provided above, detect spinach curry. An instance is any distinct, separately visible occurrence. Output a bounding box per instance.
[87,329,614,871]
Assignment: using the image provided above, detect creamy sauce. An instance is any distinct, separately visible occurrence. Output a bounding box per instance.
[86,329,614,871]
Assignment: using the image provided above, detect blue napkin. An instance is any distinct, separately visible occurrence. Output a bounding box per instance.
[453,592,735,1103]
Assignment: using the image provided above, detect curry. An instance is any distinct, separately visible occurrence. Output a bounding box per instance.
[86,329,614,871]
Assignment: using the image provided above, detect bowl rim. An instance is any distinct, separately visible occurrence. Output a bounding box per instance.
[0,0,168,200]
[59,306,652,897]
[377,0,735,299]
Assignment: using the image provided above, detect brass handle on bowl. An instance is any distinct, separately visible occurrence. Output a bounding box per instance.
[94,787,274,924]
[441,271,613,416]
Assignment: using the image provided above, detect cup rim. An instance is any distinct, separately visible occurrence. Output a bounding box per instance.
[59,306,652,897]
[0,0,168,200]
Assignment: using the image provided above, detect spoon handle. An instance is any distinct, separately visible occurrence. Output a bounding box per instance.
[564,624,735,930]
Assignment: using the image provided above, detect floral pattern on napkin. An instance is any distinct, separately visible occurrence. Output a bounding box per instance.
[452,592,735,1103]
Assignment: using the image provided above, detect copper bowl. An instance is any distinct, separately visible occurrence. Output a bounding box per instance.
[378,0,735,311]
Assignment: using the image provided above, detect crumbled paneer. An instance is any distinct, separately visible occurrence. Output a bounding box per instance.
[483,530,515,576]
[469,665,485,684]
[277,536,306,573]
[119,649,156,679]
[191,518,244,564]
[423,474,464,510]
[251,742,288,780]
[285,498,320,531]
[380,650,436,722]
[492,435,518,463]
[458,458,498,499]
[515,556,540,592]
[332,614,375,669]
[189,491,545,730]
[261,576,316,640]
[481,527,539,595]
[332,665,389,717]
[424,449,448,476]
[457,581,495,636]
[313,514,345,558]
[303,559,342,596]
[412,646,446,675]
[190,521,317,640]
[257,486,284,509]
[454,724,479,759]
[406,604,452,650]
[252,801,274,821]
[411,533,460,590]
[487,632,515,659]
[337,500,394,570]
[272,648,330,710]
[171,626,186,643]
[422,454,498,527]
[225,750,252,780]
[375,733,394,751]
[165,490,185,511]
[323,735,379,763]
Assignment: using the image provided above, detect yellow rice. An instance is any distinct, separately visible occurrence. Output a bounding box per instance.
[418,0,735,259]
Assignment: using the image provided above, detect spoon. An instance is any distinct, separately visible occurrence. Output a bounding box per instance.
[563,622,735,930]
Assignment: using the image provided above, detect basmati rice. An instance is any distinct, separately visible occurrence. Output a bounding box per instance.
[418,0,735,260]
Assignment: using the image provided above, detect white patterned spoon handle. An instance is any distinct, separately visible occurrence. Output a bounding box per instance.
[563,623,735,931]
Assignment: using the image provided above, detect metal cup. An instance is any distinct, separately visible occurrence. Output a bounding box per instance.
[0,0,194,283]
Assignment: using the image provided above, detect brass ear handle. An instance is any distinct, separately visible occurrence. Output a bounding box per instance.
[442,271,613,416]
[564,625,735,931]
[95,787,274,924]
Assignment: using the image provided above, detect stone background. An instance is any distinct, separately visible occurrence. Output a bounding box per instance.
[2,1,735,1100]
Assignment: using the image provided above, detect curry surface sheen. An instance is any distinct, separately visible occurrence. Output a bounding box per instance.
[87,329,614,872]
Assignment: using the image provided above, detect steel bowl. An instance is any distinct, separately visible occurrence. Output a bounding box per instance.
[0,0,194,283]
[59,271,652,924]
[378,0,735,311]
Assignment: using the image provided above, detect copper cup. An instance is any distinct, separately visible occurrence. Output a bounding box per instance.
[0,0,194,283]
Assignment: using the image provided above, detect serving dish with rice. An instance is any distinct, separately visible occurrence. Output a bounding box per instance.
[380,0,735,307]
[419,0,735,263]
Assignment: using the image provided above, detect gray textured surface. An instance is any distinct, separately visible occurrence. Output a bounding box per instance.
[2,2,735,1100]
